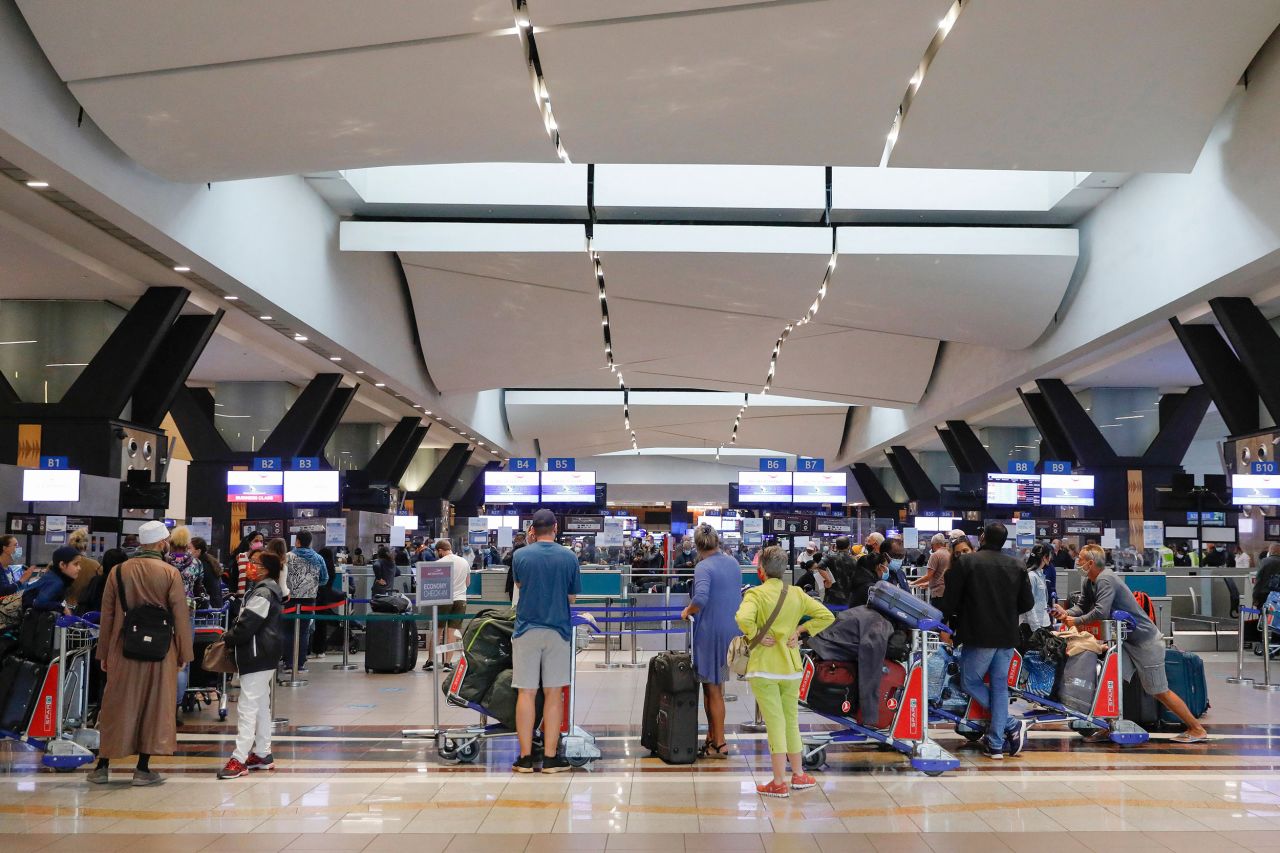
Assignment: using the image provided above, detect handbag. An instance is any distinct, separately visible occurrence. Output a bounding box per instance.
[117,566,174,662]
[727,583,792,678]
[201,638,237,674]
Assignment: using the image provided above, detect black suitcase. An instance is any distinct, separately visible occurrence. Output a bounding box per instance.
[640,652,699,764]
[364,618,418,673]
[189,632,224,689]
[1121,673,1161,729]
[0,657,44,732]
[19,610,58,664]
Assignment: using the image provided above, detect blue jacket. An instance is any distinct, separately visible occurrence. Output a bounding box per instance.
[22,567,72,612]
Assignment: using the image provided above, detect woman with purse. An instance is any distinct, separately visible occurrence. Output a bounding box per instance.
[217,551,284,779]
[679,523,742,759]
[734,545,834,798]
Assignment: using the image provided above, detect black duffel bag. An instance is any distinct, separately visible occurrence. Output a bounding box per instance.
[117,571,173,662]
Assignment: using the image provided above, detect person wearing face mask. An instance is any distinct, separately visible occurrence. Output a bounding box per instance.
[1021,545,1052,630]
[881,537,911,592]
[0,534,36,596]
[231,533,266,602]
[673,537,698,570]
[1053,544,1209,743]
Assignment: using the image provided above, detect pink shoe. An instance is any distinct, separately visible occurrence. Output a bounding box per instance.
[756,780,790,799]
[790,773,817,790]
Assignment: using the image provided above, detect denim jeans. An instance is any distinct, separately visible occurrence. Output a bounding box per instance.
[960,646,1014,751]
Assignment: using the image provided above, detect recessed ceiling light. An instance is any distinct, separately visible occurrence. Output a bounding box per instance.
[0,340,37,346]
[329,356,342,361]
[424,410,432,415]
[294,334,307,341]
[374,382,386,388]
[355,370,364,375]
[26,180,49,189]
[224,295,239,301]
[45,362,88,367]
[173,265,190,272]
[259,315,273,321]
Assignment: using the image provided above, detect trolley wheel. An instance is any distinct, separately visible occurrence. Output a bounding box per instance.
[1070,720,1102,739]
[53,766,75,774]
[954,725,983,743]
[567,755,591,768]
[455,740,480,763]
[923,769,946,778]
[437,739,459,761]
[802,748,826,770]
[218,709,228,721]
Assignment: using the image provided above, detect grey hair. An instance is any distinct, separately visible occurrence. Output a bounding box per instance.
[760,545,788,579]
[931,532,947,547]
[694,523,721,553]
[866,532,885,548]
[1269,543,1280,557]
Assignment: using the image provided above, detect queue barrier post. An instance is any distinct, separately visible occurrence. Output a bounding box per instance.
[622,596,646,669]
[280,610,309,688]
[333,595,360,671]
[595,597,620,670]
[1256,605,1280,692]
[740,700,767,733]
[1227,606,1255,685]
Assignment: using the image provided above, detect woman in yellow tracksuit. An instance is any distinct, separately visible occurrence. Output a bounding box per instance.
[736,545,835,798]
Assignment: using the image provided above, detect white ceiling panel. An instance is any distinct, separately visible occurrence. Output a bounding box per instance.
[593,165,825,221]
[889,0,1280,172]
[531,1,771,26]
[16,0,516,80]
[534,0,950,165]
[401,253,607,393]
[68,35,555,181]
[831,227,1077,348]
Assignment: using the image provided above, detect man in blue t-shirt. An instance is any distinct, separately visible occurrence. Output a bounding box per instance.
[511,508,580,773]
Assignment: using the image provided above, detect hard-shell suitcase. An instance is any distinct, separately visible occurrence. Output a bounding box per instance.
[640,652,698,764]
[857,660,906,729]
[1161,647,1209,725]
[803,659,857,715]
[867,581,944,629]
[364,619,418,673]
[1058,652,1099,714]
[0,657,44,731]
[19,610,58,664]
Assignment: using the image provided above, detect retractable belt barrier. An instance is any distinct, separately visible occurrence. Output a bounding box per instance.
[1237,605,1280,692]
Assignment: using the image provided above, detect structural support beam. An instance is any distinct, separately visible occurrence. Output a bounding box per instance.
[417,443,474,502]
[364,417,423,484]
[944,420,1000,474]
[935,427,972,475]
[1033,380,1120,468]
[169,386,232,461]
[60,286,189,418]
[1143,385,1213,467]
[0,372,19,410]
[298,386,356,460]
[1170,318,1260,436]
[887,446,940,504]
[131,311,224,429]
[1208,297,1280,426]
[453,461,500,513]
[388,426,430,488]
[1018,389,1076,467]
[850,463,900,513]
[258,374,342,459]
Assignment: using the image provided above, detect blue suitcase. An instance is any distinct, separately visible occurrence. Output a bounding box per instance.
[867,580,944,629]
[1160,647,1208,725]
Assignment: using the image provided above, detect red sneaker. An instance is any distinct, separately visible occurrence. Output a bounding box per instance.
[790,773,817,790]
[217,758,248,780]
[756,780,790,799]
[246,752,275,771]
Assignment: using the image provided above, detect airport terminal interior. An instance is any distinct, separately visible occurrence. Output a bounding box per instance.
[4,1,1280,851]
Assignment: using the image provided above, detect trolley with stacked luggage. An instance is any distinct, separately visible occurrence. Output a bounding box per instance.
[184,602,231,720]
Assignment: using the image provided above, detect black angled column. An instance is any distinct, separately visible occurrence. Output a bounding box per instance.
[886,446,940,503]
[850,463,900,514]
[298,386,356,459]
[364,417,423,484]
[1143,386,1212,467]
[131,311,224,429]
[258,374,343,459]
[1018,389,1076,466]
[1207,297,1280,426]
[1170,318,1259,436]
[1034,380,1120,467]
[944,421,999,474]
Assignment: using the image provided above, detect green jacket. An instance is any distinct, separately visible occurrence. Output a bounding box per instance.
[734,578,835,677]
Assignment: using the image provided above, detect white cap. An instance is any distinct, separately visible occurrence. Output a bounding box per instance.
[138,520,170,545]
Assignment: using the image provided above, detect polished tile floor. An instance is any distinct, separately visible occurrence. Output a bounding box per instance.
[1,649,1277,851]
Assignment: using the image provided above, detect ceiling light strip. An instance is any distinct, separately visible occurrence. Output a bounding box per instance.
[719,238,839,457]
[513,0,569,164]
[881,0,964,167]
[589,237,638,453]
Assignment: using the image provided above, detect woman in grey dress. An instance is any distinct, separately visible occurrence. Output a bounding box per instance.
[681,523,743,758]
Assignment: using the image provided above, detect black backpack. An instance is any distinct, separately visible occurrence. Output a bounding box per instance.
[116,567,174,662]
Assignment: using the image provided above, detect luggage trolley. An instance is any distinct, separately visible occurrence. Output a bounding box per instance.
[437,613,602,767]
[797,618,960,776]
[932,611,1149,747]
[184,602,231,720]
[0,613,100,770]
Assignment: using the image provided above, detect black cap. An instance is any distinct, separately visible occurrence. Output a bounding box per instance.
[531,508,557,530]
[51,545,81,568]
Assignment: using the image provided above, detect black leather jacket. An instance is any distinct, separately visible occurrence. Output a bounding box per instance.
[224,578,283,675]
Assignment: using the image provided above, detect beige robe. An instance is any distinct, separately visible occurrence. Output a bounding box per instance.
[96,555,193,759]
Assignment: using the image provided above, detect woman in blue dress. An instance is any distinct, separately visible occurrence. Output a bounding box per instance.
[680,523,743,759]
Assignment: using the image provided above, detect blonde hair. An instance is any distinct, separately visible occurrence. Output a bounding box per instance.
[1079,543,1105,567]
[68,528,90,550]
[694,523,720,553]
[169,525,191,549]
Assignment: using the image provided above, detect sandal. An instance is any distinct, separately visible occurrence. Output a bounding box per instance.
[1171,733,1210,744]
[699,740,730,759]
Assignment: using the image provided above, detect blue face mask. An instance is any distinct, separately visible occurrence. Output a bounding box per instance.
[13,547,22,561]
[889,557,904,572]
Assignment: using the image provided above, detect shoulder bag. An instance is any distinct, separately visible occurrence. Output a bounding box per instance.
[202,637,237,674]
[116,564,174,662]
[727,583,792,678]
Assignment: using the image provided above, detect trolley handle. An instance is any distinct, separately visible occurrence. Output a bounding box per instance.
[56,612,100,629]
[1110,609,1138,629]
[917,618,953,635]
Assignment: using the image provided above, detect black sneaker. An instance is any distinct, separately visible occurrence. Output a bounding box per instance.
[541,755,572,774]
[978,741,1004,761]
[421,661,434,672]
[442,662,455,672]
[512,754,537,774]
[1004,719,1032,757]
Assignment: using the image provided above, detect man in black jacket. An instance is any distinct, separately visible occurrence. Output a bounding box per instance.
[941,522,1034,760]
[820,536,863,606]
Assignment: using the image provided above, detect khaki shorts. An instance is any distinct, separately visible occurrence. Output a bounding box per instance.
[443,600,467,631]
[512,627,572,689]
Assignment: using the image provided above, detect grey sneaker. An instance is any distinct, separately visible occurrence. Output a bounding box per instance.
[132,770,165,787]
[86,765,109,785]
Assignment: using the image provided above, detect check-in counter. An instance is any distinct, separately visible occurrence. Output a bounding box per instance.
[1120,573,1168,598]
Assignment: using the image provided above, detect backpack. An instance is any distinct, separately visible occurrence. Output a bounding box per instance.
[116,566,174,662]
[1131,591,1158,625]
